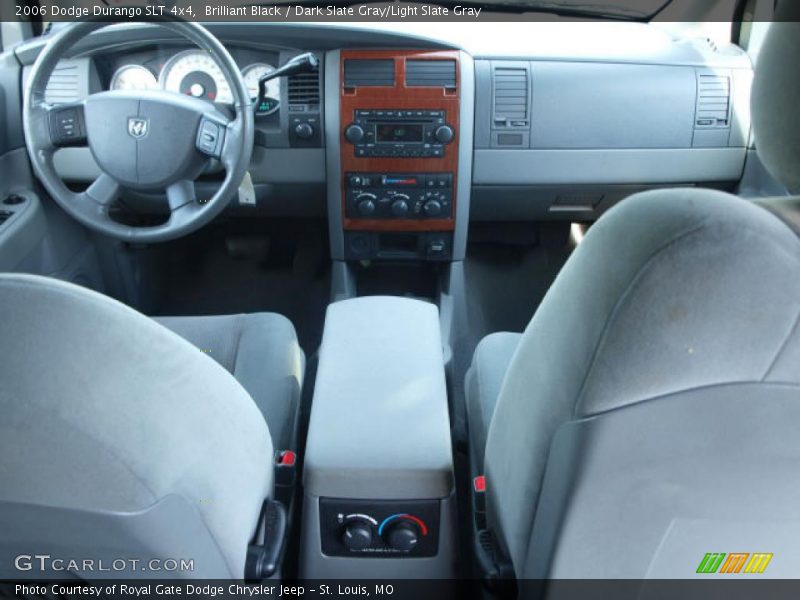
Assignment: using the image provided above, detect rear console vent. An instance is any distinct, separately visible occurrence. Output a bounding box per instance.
[493,66,529,127]
[695,72,731,128]
[45,62,80,104]
[344,59,395,87]
[406,59,456,88]
[288,72,321,105]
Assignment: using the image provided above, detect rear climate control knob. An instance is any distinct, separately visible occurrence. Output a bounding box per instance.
[342,521,373,551]
[384,521,420,552]
[344,124,365,143]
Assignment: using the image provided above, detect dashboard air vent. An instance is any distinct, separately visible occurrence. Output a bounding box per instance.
[695,73,730,128]
[288,72,320,105]
[493,66,528,126]
[45,62,80,104]
[406,59,456,88]
[344,59,395,87]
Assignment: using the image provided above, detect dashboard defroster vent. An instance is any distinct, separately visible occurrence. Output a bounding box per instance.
[695,72,731,128]
[344,59,395,87]
[288,72,320,105]
[45,62,80,105]
[492,66,529,127]
[406,59,457,88]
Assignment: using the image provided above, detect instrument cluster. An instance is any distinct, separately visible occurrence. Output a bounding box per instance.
[107,49,281,116]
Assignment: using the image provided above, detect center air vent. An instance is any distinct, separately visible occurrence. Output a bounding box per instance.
[406,60,457,88]
[695,72,731,128]
[288,72,320,106]
[493,66,529,127]
[344,59,395,87]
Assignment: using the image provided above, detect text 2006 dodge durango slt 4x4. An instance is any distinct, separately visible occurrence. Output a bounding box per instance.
[1,0,799,597]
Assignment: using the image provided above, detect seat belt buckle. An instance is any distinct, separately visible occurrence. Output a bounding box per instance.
[473,475,486,513]
[275,450,297,487]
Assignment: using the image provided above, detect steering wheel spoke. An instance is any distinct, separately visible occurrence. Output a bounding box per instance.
[82,173,120,207]
[196,114,229,159]
[167,179,197,211]
[46,101,88,148]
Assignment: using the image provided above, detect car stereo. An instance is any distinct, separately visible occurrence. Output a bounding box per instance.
[343,109,455,158]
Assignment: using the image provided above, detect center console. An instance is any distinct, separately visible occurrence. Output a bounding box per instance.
[299,297,456,578]
[325,49,473,264]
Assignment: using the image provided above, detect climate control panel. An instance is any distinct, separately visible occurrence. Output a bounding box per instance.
[319,498,440,558]
[346,172,453,220]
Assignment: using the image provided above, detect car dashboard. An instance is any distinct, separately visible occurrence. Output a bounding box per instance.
[11,20,755,262]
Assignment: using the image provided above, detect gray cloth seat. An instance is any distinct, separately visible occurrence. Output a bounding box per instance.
[0,275,303,578]
[155,313,305,451]
[467,12,800,582]
[464,332,521,473]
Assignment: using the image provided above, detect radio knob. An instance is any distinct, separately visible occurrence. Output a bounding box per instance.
[342,521,373,552]
[434,125,454,144]
[391,198,410,217]
[344,124,365,143]
[423,199,443,217]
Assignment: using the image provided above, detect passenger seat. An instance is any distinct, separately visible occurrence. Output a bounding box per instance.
[464,332,521,474]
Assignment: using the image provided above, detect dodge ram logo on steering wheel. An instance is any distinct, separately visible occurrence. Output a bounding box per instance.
[127,117,149,139]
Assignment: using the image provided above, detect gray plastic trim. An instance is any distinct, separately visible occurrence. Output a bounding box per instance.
[473,148,746,185]
[0,148,46,271]
[52,146,325,184]
[324,49,344,261]
[452,50,474,261]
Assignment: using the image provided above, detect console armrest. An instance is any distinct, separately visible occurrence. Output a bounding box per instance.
[304,296,453,500]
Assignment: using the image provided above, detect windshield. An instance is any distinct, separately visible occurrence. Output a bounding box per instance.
[470,0,672,19]
[61,0,674,21]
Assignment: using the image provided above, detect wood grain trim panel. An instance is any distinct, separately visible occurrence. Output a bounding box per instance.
[340,49,460,232]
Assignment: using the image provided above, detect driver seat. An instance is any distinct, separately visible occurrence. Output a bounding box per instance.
[154,313,304,453]
[0,274,303,578]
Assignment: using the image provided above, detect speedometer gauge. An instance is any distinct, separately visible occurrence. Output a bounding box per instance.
[110,65,158,92]
[243,63,281,116]
[159,50,232,104]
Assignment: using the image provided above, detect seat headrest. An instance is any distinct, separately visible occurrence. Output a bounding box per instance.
[751,3,800,193]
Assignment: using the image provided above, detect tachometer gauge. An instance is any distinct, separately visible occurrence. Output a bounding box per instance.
[243,63,281,115]
[159,50,232,104]
[110,65,158,92]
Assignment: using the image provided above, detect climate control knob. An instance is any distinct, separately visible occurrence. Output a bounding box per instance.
[423,199,443,217]
[294,122,314,140]
[342,521,373,552]
[384,521,420,552]
[434,125,454,144]
[357,197,376,216]
[344,124,365,143]
[391,198,410,217]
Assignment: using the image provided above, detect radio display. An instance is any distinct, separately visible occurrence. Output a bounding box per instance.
[377,123,424,143]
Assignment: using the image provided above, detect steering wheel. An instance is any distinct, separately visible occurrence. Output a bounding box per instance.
[23,21,254,243]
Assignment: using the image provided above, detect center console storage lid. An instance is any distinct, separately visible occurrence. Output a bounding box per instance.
[304,296,453,500]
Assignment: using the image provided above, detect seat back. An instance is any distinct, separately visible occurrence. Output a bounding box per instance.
[523,384,800,581]
[484,11,800,581]
[0,274,273,578]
